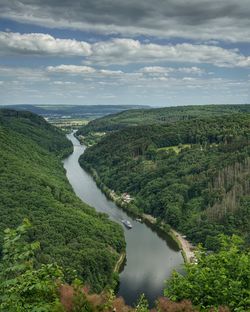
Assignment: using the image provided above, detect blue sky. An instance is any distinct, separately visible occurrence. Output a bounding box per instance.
[0,0,249,106]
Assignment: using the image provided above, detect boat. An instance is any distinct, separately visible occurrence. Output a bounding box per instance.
[121,219,132,229]
[136,218,142,223]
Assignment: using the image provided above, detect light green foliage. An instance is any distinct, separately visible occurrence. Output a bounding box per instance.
[0,219,64,312]
[164,235,250,311]
[71,279,96,312]
[102,289,116,311]
[135,294,149,312]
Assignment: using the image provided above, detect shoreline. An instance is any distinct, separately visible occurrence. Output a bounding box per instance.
[79,154,195,264]
[142,214,195,263]
[114,252,126,273]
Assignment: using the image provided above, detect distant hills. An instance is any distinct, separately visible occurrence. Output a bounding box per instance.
[3,104,150,119]
[77,104,250,136]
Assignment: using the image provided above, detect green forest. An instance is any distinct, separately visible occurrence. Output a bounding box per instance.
[77,104,250,145]
[0,109,125,292]
[80,113,250,250]
[0,107,249,311]
[1,220,249,311]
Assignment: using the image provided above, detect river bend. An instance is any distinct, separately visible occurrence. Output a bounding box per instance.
[63,132,183,306]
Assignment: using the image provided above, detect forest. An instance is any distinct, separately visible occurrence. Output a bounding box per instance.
[1,212,249,311]
[77,104,250,143]
[0,109,125,292]
[80,113,250,250]
[0,107,249,311]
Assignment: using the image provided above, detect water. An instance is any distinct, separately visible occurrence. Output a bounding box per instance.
[63,132,183,307]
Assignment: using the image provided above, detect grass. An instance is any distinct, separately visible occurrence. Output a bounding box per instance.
[48,118,90,130]
[157,144,191,154]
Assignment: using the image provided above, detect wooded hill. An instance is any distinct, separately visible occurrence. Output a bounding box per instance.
[80,113,250,250]
[77,104,250,139]
[0,109,125,292]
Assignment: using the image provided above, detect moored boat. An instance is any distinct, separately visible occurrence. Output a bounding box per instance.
[121,219,132,229]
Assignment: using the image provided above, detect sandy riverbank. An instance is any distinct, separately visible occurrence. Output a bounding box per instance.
[171,230,195,263]
[114,252,126,273]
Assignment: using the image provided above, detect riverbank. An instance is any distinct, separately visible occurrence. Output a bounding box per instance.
[78,153,195,264]
[142,214,195,263]
[114,252,126,273]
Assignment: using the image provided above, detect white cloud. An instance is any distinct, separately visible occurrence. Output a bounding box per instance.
[53,81,76,85]
[47,65,96,74]
[0,31,91,56]
[0,32,249,69]
[140,66,204,75]
[46,65,125,76]
[99,69,124,75]
[88,39,250,68]
[140,66,174,74]
[177,67,204,75]
[0,65,249,105]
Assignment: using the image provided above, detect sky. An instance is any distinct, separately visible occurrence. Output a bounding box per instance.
[0,0,249,106]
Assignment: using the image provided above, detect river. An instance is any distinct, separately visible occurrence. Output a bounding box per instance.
[63,132,183,307]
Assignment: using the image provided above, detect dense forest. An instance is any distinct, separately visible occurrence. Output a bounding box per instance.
[77,104,250,143]
[0,109,125,292]
[80,113,250,250]
[1,220,249,311]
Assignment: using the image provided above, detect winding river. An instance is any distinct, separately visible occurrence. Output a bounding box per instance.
[63,132,183,307]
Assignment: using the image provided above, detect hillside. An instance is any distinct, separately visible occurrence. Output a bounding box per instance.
[77,104,250,141]
[80,114,250,250]
[0,109,125,292]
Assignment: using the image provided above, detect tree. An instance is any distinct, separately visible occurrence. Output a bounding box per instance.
[164,235,250,311]
[0,219,65,311]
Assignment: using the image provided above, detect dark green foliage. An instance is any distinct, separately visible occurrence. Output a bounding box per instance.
[80,114,250,249]
[0,109,125,292]
[0,219,65,311]
[164,235,250,311]
[77,104,250,138]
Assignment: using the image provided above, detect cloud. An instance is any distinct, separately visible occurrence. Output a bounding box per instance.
[177,67,204,75]
[140,66,174,74]
[0,0,250,42]
[1,32,249,68]
[0,65,249,105]
[0,66,48,82]
[99,69,124,75]
[88,38,250,67]
[140,66,204,75]
[46,65,125,77]
[0,31,91,56]
[47,65,95,74]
